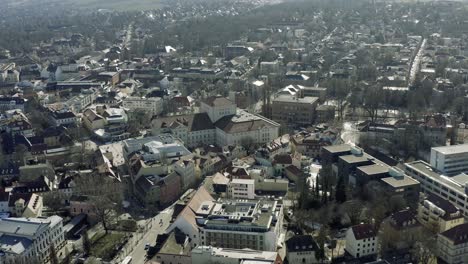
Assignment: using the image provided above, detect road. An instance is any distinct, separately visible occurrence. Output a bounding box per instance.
[113,207,174,264]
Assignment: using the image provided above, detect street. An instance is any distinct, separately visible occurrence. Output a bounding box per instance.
[113,207,174,264]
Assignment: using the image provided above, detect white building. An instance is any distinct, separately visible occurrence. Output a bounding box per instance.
[345,224,378,259]
[418,194,465,232]
[200,96,237,123]
[430,144,468,176]
[228,179,255,199]
[437,223,468,264]
[123,96,163,115]
[405,160,468,216]
[215,109,280,147]
[0,216,65,264]
[174,158,196,191]
[192,246,280,264]
[195,199,283,251]
[152,97,280,147]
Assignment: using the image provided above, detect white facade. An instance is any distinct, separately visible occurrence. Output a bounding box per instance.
[0,216,65,264]
[174,159,196,191]
[430,144,468,175]
[345,226,378,259]
[437,224,468,264]
[192,246,279,264]
[405,160,468,217]
[123,96,163,115]
[215,123,279,147]
[228,179,255,199]
[200,98,236,123]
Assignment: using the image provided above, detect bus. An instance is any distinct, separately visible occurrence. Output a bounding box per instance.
[121,256,132,264]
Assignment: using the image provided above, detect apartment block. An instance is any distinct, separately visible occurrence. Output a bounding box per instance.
[195,199,283,251]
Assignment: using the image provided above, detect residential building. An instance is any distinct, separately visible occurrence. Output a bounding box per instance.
[0,97,25,113]
[430,144,468,176]
[345,223,378,259]
[405,160,468,216]
[418,194,464,232]
[383,209,422,250]
[272,95,319,127]
[123,96,164,115]
[285,235,319,264]
[167,187,214,247]
[195,198,284,251]
[437,223,468,264]
[146,228,191,264]
[227,179,255,199]
[82,106,129,142]
[0,110,34,137]
[0,216,65,264]
[192,246,282,264]
[48,108,78,127]
[291,130,333,159]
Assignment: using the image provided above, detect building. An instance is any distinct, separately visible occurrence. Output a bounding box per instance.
[82,106,129,142]
[200,96,237,123]
[192,246,282,264]
[122,96,163,115]
[418,194,464,232]
[195,199,283,251]
[227,179,255,199]
[345,223,378,259]
[285,235,319,264]
[146,228,191,264]
[430,144,468,176]
[215,109,280,147]
[167,187,214,247]
[272,95,319,127]
[290,131,333,159]
[0,97,25,113]
[380,168,421,207]
[153,97,280,147]
[0,216,65,264]
[437,223,468,264]
[405,160,468,216]
[48,109,78,127]
[152,113,216,147]
[383,209,421,250]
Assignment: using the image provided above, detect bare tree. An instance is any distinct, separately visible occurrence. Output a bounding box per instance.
[75,174,122,234]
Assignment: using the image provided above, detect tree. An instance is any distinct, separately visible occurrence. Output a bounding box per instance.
[75,174,122,234]
[49,244,59,264]
[42,191,64,214]
[82,229,92,256]
[335,176,347,203]
[362,85,384,123]
[315,225,328,263]
[344,200,363,225]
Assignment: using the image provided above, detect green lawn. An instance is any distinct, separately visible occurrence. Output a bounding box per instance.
[90,232,126,261]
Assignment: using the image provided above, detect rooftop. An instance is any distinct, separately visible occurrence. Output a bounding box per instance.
[381,175,419,188]
[405,160,468,197]
[273,95,319,104]
[432,144,468,155]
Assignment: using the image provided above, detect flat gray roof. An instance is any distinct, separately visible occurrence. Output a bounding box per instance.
[358,164,389,175]
[381,175,419,188]
[432,144,468,155]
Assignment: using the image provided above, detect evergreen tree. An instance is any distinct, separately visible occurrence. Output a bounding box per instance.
[335,176,347,203]
[82,230,92,256]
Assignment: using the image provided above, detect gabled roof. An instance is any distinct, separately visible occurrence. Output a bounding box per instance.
[286,235,319,252]
[202,96,234,107]
[440,223,468,245]
[351,224,376,240]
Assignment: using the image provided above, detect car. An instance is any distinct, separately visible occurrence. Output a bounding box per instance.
[144,243,150,250]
